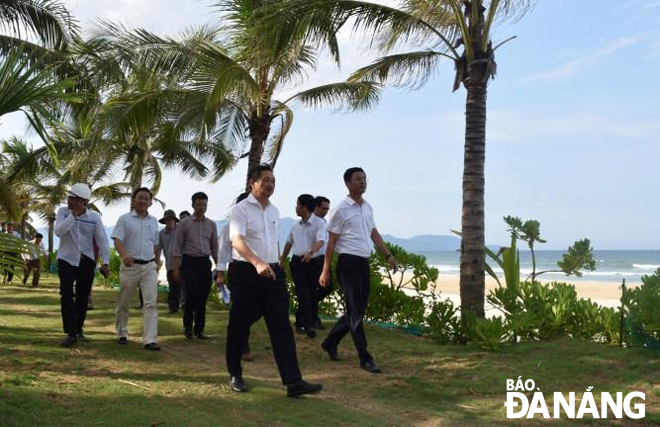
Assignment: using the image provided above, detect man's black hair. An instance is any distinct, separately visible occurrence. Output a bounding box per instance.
[314,196,330,207]
[132,187,153,200]
[248,164,273,181]
[298,194,315,212]
[191,192,208,203]
[343,167,365,183]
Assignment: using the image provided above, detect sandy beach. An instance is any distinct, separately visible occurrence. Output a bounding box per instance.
[396,273,635,314]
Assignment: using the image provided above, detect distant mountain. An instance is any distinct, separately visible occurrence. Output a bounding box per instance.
[382,234,461,252]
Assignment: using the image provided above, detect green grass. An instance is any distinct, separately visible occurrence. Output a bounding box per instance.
[1,275,659,426]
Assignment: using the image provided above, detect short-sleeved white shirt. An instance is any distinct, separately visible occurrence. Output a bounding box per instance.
[111,211,159,261]
[286,214,326,257]
[326,196,376,258]
[229,193,279,264]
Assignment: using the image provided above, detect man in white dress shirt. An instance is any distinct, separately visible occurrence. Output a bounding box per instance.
[280,194,326,338]
[215,191,257,361]
[319,167,397,373]
[225,164,322,397]
[112,187,161,351]
[55,183,110,347]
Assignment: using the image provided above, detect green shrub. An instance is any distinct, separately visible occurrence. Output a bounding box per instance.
[623,268,660,346]
[426,298,462,344]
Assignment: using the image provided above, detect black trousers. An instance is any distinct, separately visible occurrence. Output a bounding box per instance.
[323,254,372,363]
[226,261,302,385]
[181,255,212,334]
[166,270,180,312]
[58,256,96,337]
[310,256,332,323]
[3,252,18,282]
[290,255,317,329]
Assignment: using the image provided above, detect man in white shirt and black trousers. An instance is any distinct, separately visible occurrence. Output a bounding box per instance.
[226,164,323,397]
[55,183,110,348]
[320,167,398,374]
[112,187,161,351]
[280,194,326,338]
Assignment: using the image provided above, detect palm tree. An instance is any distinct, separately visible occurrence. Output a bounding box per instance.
[0,0,77,51]
[0,46,78,220]
[66,32,238,192]
[96,1,381,190]
[263,0,534,317]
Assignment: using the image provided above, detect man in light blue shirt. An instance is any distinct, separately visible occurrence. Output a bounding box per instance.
[112,187,161,351]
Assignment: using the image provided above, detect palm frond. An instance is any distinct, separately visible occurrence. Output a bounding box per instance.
[349,49,447,89]
[286,81,381,112]
[0,0,78,49]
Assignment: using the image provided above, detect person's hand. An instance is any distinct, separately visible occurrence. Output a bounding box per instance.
[255,261,275,279]
[173,268,179,281]
[302,251,313,263]
[215,271,225,286]
[319,269,330,288]
[100,264,110,278]
[122,256,134,267]
[387,255,398,273]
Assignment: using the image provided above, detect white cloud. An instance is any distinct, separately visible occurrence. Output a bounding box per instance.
[519,37,638,83]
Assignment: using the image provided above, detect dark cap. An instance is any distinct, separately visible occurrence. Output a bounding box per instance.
[159,209,179,224]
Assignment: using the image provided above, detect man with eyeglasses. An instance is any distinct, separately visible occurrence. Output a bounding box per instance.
[225,164,323,397]
[55,183,110,347]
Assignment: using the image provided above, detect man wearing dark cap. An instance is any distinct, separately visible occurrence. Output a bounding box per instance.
[173,192,218,340]
[158,210,180,313]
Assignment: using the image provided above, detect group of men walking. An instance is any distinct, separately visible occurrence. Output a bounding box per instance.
[50,165,398,397]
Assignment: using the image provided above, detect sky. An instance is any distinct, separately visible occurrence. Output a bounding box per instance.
[1,0,659,250]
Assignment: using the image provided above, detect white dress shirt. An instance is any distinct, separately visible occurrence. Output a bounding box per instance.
[55,206,110,266]
[317,216,327,256]
[286,214,326,257]
[229,193,279,264]
[111,211,159,261]
[326,196,376,258]
[216,222,232,271]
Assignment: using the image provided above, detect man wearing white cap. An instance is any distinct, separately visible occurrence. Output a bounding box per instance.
[55,183,110,348]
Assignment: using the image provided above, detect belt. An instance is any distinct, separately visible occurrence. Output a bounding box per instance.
[133,258,155,265]
[233,260,279,269]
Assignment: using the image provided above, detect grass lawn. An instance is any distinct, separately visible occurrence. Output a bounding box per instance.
[1,274,659,426]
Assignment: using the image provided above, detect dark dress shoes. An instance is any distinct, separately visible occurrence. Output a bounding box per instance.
[117,337,127,345]
[184,330,193,339]
[241,351,254,362]
[60,335,77,348]
[287,380,323,398]
[229,376,248,392]
[144,343,161,351]
[306,328,317,338]
[296,326,306,335]
[195,332,209,340]
[360,360,382,374]
[77,332,88,341]
[321,341,341,361]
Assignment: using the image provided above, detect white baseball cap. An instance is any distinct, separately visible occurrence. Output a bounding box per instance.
[68,183,91,200]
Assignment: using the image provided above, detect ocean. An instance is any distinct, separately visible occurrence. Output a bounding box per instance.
[418,250,660,285]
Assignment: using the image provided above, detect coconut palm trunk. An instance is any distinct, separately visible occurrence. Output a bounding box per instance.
[245,112,270,190]
[459,64,488,318]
